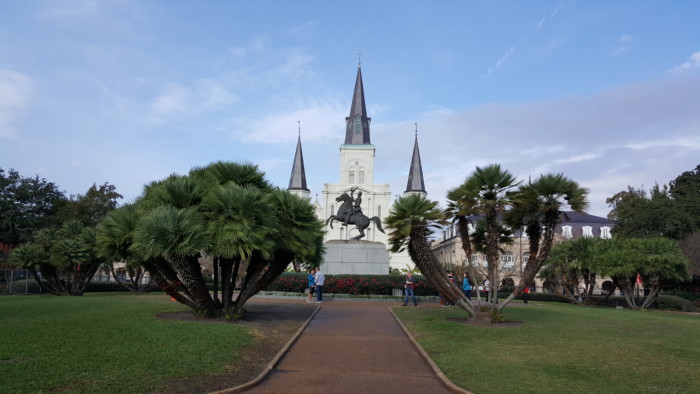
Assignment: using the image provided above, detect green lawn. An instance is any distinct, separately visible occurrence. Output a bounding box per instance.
[394,303,700,394]
[0,293,252,393]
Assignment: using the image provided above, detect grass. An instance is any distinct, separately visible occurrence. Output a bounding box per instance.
[0,293,253,393]
[394,302,700,394]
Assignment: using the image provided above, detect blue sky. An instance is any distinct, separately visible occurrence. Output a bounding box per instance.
[1,0,699,217]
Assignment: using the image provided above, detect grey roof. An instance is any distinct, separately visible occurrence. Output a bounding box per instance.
[344,66,371,145]
[288,135,309,191]
[405,135,426,193]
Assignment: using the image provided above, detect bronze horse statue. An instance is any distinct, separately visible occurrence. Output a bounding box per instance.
[326,191,385,240]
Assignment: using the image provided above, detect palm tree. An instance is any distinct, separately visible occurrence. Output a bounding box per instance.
[446,164,519,304]
[386,194,476,318]
[95,203,153,292]
[98,161,324,319]
[501,173,589,310]
[11,221,103,296]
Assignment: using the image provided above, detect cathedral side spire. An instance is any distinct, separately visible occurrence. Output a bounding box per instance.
[288,124,309,195]
[405,123,426,195]
[344,65,371,145]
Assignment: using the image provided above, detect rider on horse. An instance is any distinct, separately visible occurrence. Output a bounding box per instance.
[343,187,363,227]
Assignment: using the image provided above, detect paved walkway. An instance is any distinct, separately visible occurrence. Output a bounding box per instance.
[245,300,451,394]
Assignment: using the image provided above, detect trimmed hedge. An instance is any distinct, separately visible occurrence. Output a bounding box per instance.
[266,273,438,296]
[656,295,699,312]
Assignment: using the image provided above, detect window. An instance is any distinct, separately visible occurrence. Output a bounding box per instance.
[582,226,593,238]
[377,206,381,217]
[354,115,362,134]
[501,252,515,269]
[600,226,611,239]
[359,170,365,184]
[348,170,355,184]
[562,225,573,239]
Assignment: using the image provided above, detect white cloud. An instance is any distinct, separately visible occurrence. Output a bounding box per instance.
[365,74,700,217]
[0,69,33,140]
[670,51,700,72]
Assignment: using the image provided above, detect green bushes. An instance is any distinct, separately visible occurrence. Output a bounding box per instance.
[266,273,437,296]
[655,295,699,312]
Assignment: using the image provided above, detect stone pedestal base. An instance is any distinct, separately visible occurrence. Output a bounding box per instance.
[321,240,391,275]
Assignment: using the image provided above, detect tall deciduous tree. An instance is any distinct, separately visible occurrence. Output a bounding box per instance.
[0,168,66,247]
[669,164,700,230]
[607,185,693,240]
[55,183,123,227]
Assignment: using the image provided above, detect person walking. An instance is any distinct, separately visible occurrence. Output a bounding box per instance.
[314,268,326,303]
[523,286,529,304]
[462,274,472,301]
[402,273,418,306]
[306,268,316,303]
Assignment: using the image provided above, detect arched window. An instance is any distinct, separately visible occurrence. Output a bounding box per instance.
[582,226,593,238]
[562,225,573,239]
[348,170,355,184]
[600,226,612,239]
[359,170,365,184]
[501,252,515,269]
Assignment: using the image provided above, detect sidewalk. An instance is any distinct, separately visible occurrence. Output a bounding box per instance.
[244,300,452,394]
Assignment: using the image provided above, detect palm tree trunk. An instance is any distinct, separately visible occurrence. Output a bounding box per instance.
[498,223,552,311]
[456,215,482,303]
[408,223,475,318]
[170,254,219,317]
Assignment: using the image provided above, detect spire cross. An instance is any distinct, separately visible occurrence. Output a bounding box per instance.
[297,120,301,136]
[414,122,418,138]
[356,50,364,66]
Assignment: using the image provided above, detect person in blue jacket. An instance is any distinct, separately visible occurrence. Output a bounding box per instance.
[462,273,472,301]
[306,268,316,303]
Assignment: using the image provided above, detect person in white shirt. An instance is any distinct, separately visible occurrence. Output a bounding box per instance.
[314,268,326,303]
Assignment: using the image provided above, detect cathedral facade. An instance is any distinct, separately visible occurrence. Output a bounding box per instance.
[287,65,425,270]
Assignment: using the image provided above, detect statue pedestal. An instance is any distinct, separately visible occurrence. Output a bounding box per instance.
[321,240,390,275]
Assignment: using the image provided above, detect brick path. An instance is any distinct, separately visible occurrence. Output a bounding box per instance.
[244,300,451,394]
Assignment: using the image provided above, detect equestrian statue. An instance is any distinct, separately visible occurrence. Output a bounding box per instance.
[325,187,385,240]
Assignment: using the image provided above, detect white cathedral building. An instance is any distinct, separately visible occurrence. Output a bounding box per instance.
[286,65,426,271]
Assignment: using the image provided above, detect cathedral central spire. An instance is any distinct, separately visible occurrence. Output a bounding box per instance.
[344,65,371,145]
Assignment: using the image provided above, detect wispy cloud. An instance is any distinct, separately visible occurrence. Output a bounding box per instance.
[383,74,700,216]
[230,36,270,58]
[148,80,239,124]
[0,69,33,140]
[235,99,346,144]
[613,34,634,54]
[670,51,700,72]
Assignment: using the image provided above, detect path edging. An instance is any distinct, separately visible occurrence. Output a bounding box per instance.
[388,307,472,394]
[211,305,321,394]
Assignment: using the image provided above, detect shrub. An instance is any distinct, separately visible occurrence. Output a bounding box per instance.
[655,295,699,312]
[662,289,700,302]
